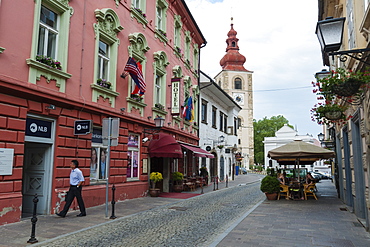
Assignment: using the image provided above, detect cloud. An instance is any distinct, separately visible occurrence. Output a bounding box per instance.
[186,0,323,137]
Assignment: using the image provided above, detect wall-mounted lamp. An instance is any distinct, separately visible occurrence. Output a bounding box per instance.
[147,116,152,120]
[218,135,225,143]
[120,108,126,112]
[317,132,335,149]
[168,122,171,126]
[46,104,56,110]
[316,17,370,66]
[143,116,165,138]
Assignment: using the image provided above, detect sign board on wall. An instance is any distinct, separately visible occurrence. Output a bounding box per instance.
[0,148,14,175]
[74,120,92,135]
[25,118,52,138]
[171,78,181,115]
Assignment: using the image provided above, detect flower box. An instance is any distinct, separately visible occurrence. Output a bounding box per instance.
[97,78,111,89]
[36,55,62,70]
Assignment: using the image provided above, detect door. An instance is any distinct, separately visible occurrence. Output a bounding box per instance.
[22,143,52,216]
[220,156,225,181]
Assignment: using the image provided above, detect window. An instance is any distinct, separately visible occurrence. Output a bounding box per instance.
[91,9,122,106]
[127,135,140,180]
[174,15,182,48]
[98,41,109,81]
[90,128,108,183]
[131,0,147,26]
[224,114,228,133]
[238,117,242,128]
[212,106,217,128]
[38,6,58,59]
[27,0,72,91]
[201,100,208,123]
[219,112,224,131]
[155,0,168,43]
[193,46,199,72]
[153,51,168,111]
[185,31,191,62]
[234,117,238,135]
[234,77,242,89]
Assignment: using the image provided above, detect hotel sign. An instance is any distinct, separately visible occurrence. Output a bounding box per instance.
[171,78,180,115]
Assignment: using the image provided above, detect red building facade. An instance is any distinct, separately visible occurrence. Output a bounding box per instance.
[0,0,206,225]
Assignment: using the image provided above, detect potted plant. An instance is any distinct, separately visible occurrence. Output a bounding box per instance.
[311,102,348,125]
[149,172,163,197]
[260,175,280,200]
[313,67,370,98]
[217,145,224,149]
[171,172,184,192]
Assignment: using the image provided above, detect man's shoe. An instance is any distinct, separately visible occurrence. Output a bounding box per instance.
[76,213,86,217]
[56,213,65,218]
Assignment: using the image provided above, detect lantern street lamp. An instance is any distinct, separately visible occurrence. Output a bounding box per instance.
[316,17,370,65]
[143,116,165,140]
[315,69,331,81]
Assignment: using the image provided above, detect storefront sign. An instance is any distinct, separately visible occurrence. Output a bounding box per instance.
[92,128,102,143]
[74,120,92,135]
[171,78,181,115]
[0,148,14,175]
[25,118,52,138]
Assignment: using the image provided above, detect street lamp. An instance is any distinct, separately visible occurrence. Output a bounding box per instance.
[318,133,325,142]
[316,17,370,65]
[315,69,331,81]
[317,132,335,149]
[143,116,165,139]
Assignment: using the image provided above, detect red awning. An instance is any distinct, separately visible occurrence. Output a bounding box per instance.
[180,144,214,158]
[148,133,183,158]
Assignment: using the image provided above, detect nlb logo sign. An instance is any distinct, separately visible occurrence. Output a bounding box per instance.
[26,118,52,138]
[74,120,92,135]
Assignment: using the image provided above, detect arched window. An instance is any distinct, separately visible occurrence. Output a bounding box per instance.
[234,77,242,89]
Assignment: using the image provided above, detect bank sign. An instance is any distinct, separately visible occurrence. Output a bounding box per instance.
[74,120,92,135]
[25,118,52,138]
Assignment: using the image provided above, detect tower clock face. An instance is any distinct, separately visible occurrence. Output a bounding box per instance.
[233,93,244,105]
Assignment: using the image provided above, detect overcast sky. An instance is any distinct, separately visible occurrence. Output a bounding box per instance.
[186,0,324,137]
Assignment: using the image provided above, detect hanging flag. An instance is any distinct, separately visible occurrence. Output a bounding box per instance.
[183,96,193,121]
[123,57,146,95]
[182,97,189,118]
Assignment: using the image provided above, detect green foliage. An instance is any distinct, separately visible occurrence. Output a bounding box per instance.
[253,116,291,165]
[260,175,280,194]
[171,172,183,181]
[266,168,275,176]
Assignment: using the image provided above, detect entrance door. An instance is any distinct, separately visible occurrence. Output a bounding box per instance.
[220,156,224,181]
[22,143,52,216]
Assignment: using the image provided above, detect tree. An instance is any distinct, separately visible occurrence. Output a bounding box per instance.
[253,115,292,166]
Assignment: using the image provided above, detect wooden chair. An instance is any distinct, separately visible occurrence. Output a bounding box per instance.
[304,184,317,200]
[278,184,290,200]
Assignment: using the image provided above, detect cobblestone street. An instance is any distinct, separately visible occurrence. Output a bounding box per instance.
[35,181,264,247]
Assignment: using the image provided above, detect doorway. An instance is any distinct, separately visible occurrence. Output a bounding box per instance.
[22,143,53,217]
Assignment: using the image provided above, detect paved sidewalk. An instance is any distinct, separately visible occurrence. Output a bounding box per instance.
[0,174,260,247]
[214,179,370,247]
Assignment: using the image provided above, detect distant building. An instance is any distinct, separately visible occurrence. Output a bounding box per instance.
[264,124,323,170]
[214,18,254,169]
[199,71,241,181]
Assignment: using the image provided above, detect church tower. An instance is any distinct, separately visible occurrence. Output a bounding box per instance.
[214,18,254,169]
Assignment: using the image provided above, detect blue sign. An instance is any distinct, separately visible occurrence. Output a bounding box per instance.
[92,128,102,143]
[25,118,52,138]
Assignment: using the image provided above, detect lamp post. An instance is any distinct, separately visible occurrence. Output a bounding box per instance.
[315,69,331,81]
[316,17,370,65]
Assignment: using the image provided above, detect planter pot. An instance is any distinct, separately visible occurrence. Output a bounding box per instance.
[173,184,183,192]
[265,192,278,200]
[331,78,363,97]
[149,188,161,197]
[324,111,343,120]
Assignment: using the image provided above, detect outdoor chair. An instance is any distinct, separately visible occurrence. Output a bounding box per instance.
[304,184,317,200]
[278,184,290,200]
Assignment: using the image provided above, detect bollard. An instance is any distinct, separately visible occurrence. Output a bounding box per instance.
[216,176,219,190]
[110,184,117,219]
[27,194,39,244]
[213,176,216,191]
[226,175,228,188]
[201,178,204,194]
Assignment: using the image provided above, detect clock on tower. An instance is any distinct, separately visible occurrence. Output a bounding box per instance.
[233,93,244,105]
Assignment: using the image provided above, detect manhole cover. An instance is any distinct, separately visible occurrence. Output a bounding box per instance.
[169,206,188,211]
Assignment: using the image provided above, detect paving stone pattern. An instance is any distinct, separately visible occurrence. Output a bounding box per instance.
[35,182,264,247]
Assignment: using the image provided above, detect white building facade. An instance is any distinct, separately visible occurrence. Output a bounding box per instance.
[199,71,241,182]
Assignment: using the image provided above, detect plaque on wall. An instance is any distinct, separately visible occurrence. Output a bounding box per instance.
[0,148,14,175]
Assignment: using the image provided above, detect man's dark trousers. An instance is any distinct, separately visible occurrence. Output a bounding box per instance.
[59,185,86,216]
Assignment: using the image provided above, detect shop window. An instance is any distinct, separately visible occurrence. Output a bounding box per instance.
[127,135,140,180]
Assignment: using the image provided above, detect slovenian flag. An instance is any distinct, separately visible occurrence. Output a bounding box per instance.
[123,57,146,95]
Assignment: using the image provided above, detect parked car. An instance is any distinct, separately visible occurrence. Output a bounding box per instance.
[316,172,331,179]
[310,172,321,182]
[240,167,248,174]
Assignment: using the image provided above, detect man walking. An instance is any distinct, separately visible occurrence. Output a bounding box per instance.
[57,160,86,217]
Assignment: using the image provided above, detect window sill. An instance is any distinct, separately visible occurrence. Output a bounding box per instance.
[26,58,72,80]
[152,106,167,115]
[127,97,147,107]
[130,7,148,27]
[91,84,120,97]
[155,29,168,44]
